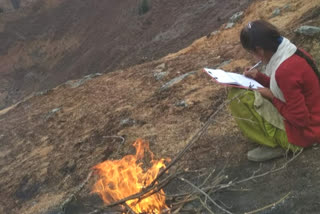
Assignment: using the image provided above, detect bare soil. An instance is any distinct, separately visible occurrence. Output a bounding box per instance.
[0,0,320,213]
[0,0,251,109]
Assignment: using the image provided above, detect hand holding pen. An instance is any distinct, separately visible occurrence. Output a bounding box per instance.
[243,60,262,79]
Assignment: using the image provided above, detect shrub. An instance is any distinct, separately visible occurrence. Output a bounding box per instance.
[11,0,21,9]
[138,0,149,15]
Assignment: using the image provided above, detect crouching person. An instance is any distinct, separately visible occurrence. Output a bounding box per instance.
[229,20,320,162]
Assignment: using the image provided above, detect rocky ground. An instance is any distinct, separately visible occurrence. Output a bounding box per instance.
[1,0,320,213]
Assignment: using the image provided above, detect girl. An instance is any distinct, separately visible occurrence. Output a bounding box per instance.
[229,20,320,161]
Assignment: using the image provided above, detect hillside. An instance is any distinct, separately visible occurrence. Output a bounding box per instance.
[1,0,320,213]
[0,0,251,110]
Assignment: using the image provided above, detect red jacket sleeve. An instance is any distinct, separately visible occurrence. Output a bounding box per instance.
[272,66,310,128]
[254,72,270,88]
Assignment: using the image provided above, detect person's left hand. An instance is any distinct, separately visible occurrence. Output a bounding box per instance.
[256,87,274,101]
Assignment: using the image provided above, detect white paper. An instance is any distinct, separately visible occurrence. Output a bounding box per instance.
[204,68,264,89]
[204,68,237,84]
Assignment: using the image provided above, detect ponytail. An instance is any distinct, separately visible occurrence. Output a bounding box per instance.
[295,49,320,81]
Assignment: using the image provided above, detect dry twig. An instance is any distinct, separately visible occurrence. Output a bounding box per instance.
[124,204,136,214]
[169,149,302,213]
[244,192,291,214]
[232,149,303,186]
[60,171,93,213]
[198,196,215,214]
[171,195,197,214]
[103,135,126,155]
[179,177,233,214]
[105,170,179,207]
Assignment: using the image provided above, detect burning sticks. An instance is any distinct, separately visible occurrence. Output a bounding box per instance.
[92,139,171,214]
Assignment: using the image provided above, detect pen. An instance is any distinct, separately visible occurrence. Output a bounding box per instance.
[248,60,262,72]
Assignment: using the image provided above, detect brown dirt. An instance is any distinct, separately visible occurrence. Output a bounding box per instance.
[0,0,251,110]
[1,0,320,213]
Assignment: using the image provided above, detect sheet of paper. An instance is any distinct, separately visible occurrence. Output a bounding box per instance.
[204,68,264,89]
[204,68,237,84]
[227,72,264,89]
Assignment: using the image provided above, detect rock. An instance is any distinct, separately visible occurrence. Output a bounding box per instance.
[160,71,197,90]
[218,60,232,68]
[295,26,320,36]
[120,118,136,126]
[271,8,281,17]
[282,4,291,12]
[225,11,243,29]
[66,73,102,88]
[36,89,50,96]
[45,107,61,120]
[229,11,244,23]
[155,63,166,70]
[271,4,292,17]
[207,30,220,38]
[51,108,61,114]
[153,63,167,79]
[175,100,188,107]
[154,72,168,80]
[225,22,235,29]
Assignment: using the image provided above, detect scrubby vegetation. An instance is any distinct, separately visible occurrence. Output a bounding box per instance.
[138,0,150,15]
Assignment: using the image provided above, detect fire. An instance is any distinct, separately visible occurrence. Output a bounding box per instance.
[92,139,170,214]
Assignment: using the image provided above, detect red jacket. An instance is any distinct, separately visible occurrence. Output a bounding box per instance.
[255,52,320,147]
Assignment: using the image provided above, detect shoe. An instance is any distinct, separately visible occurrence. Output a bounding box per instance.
[247,146,284,162]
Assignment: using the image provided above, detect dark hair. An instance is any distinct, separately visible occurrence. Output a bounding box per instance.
[240,20,281,52]
[295,49,320,80]
[241,20,320,81]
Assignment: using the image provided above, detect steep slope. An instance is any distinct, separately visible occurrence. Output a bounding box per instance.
[1,0,320,213]
[0,0,251,109]
[0,0,40,11]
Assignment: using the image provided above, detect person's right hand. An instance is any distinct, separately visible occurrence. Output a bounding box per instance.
[243,67,258,79]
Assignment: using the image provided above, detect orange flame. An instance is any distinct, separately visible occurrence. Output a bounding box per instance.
[92,139,170,214]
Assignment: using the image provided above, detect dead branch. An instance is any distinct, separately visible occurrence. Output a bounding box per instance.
[179,177,233,214]
[193,149,304,195]
[167,166,227,199]
[169,149,302,214]
[198,196,215,214]
[102,135,125,143]
[103,135,126,155]
[200,168,216,187]
[169,168,224,213]
[232,149,303,186]
[124,203,137,214]
[105,170,179,207]
[244,192,291,214]
[171,195,197,214]
[60,171,93,212]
